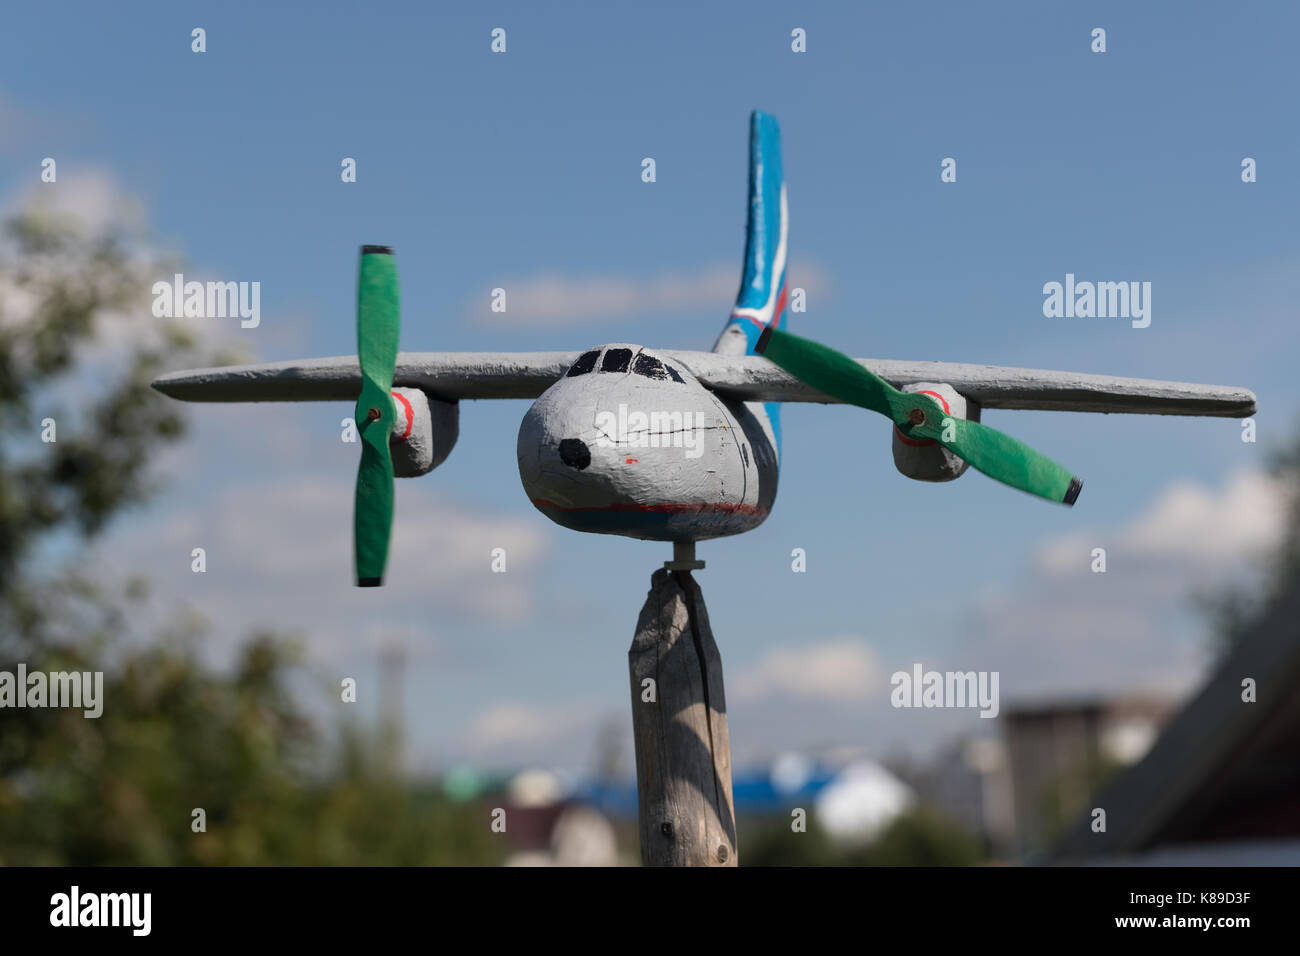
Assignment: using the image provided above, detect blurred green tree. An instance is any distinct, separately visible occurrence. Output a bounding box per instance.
[1199,436,1300,654]
[740,807,983,867]
[0,193,499,865]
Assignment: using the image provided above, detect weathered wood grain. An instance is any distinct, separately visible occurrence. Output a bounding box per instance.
[628,568,736,867]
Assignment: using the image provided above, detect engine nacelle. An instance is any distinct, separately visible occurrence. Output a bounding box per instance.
[390,386,458,477]
[891,382,979,483]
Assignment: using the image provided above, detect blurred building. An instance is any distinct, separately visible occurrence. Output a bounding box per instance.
[1002,696,1172,860]
[908,699,1173,862]
[815,762,914,840]
[1052,583,1300,865]
[917,737,1016,857]
[498,769,621,866]
[577,749,915,844]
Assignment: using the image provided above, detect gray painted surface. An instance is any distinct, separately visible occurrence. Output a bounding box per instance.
[152,349,1256,417]
[388,387,458,478]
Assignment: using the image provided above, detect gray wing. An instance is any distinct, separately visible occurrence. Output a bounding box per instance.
[152,352,580,402]
[674,353,1257,418]
[153,350,1256,417]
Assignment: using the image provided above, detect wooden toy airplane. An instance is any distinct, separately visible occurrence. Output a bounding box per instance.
[153,112,1256,586]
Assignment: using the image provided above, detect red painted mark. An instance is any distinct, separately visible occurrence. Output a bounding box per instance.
[626,458,639,464]
[895,389,951,447]
[921,390,952,414]
[729,279,788,334]
[391,391,414,441]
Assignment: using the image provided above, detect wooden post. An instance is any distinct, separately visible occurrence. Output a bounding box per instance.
[628,568,737,866]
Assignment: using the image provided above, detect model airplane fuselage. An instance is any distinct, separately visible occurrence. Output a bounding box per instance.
[519,343,780,541]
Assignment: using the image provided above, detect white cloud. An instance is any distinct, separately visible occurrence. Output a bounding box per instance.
[101,470,548,632]
[733,638,881,704]
[468,699,607,753]
[472,703,568,748]
[3,167,146,240]
[1120,469,1284,559]
[473,262,829,326]
[966,468,1288,700]
[1039,469,1285,575]
[229,477,546,621]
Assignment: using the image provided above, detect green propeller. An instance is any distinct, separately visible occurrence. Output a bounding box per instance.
[354,245,400,586]
[755,327,1082,506]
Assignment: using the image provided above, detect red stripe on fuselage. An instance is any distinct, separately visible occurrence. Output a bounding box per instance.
[531,498,767,516]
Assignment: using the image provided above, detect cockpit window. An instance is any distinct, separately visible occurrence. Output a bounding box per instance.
[633,353,670,380]
[601,348,633,373]
[566,350,599,377]
[665,364,685,383]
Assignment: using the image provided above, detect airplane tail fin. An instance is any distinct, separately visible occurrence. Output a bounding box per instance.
[713,110,788,357]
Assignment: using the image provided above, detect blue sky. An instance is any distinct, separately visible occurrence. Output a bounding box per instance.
[3,2,1296,779]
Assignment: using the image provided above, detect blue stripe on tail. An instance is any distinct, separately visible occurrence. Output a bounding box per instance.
[712,110,787,456]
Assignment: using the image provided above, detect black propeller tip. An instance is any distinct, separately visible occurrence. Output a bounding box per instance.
[357,577,383,587]
[361,245,394,256]
[754,324,774,355]
[1063,477,1083,506]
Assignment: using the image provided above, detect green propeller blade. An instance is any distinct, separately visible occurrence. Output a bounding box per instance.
[354,245,400,586]
[756,327,1082,506]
